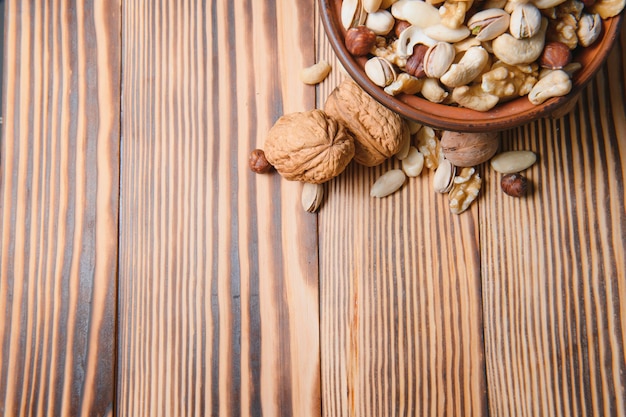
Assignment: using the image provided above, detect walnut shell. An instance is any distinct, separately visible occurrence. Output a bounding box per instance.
[441,130,500,167]
[264,109,355,184]
[324,79,404,167]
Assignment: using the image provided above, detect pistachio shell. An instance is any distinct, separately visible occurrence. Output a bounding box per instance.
[342,0,368,29]
[509,3,542,39]
[423,42,455,78]
[467,8,511,41]
[433,159,456,193]
[364,56,397,87]
[301,182,325,213]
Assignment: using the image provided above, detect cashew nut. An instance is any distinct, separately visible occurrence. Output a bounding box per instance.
[452,85,500,111]
[492,18,548,65]
[532,0,568,9]
[391,0,441,27]
[397,25,438,57]
[384,73,423,96]
[440,46,490,88]
[366,10,396,35]
[591,0,626,18]
[300,61,332,85]
[424,23,471,43]
[528,69,571,104]
[421,78,449,103]
[577,13,602,47]
[467,8,510,41]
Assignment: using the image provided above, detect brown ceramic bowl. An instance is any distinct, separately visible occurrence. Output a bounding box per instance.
[319,0,623,132]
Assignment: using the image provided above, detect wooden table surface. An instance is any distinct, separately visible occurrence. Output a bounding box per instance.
[0,0,625,416]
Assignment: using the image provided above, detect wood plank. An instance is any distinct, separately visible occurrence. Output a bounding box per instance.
[0,0,120,415]
[480,23,626,416]
[316,8,488,416]
[117,0,320,416]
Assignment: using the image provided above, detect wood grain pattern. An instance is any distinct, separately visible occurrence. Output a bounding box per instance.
[480,24,626,416]
[1,0,624,416]
[316,6,625,417]
[117,0,320,416]
[316,8,487,416]
[318,160,488,417]
[0,0,120,416]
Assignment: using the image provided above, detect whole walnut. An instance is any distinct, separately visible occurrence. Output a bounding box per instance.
[441,130,500,167]
[324,79,404,167]
[264,109,355,184]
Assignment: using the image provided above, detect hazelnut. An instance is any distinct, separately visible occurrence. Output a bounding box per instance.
[539,42,572,69]
[393,19,411,38]
[501,173,528,197]
[405,44,428,78]
[345,26,377,56]
[249,149,272,173]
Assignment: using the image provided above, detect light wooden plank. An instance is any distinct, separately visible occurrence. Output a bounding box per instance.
[117,0,320,416]
[480,23,626,416]
[0,0,120,415]
[316,6,487,416]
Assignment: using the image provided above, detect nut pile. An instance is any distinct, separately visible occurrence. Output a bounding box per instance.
[251,77,538,213]
[341,0,623,111]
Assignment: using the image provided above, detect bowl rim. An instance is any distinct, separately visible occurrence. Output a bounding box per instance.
[319,0,624,132]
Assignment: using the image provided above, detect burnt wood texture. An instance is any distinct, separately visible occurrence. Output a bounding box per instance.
[0,0,120,416]
[116,1,321,416]
[0,0,625,416]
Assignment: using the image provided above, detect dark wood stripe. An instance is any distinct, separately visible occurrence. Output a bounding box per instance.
[318,149,487,416]
[0,0,120,415]
[117,0,320,415]
[480,23,626,414]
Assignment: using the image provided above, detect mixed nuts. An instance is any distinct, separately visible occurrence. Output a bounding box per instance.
[251,75,540,213]
[340,0,623,111]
